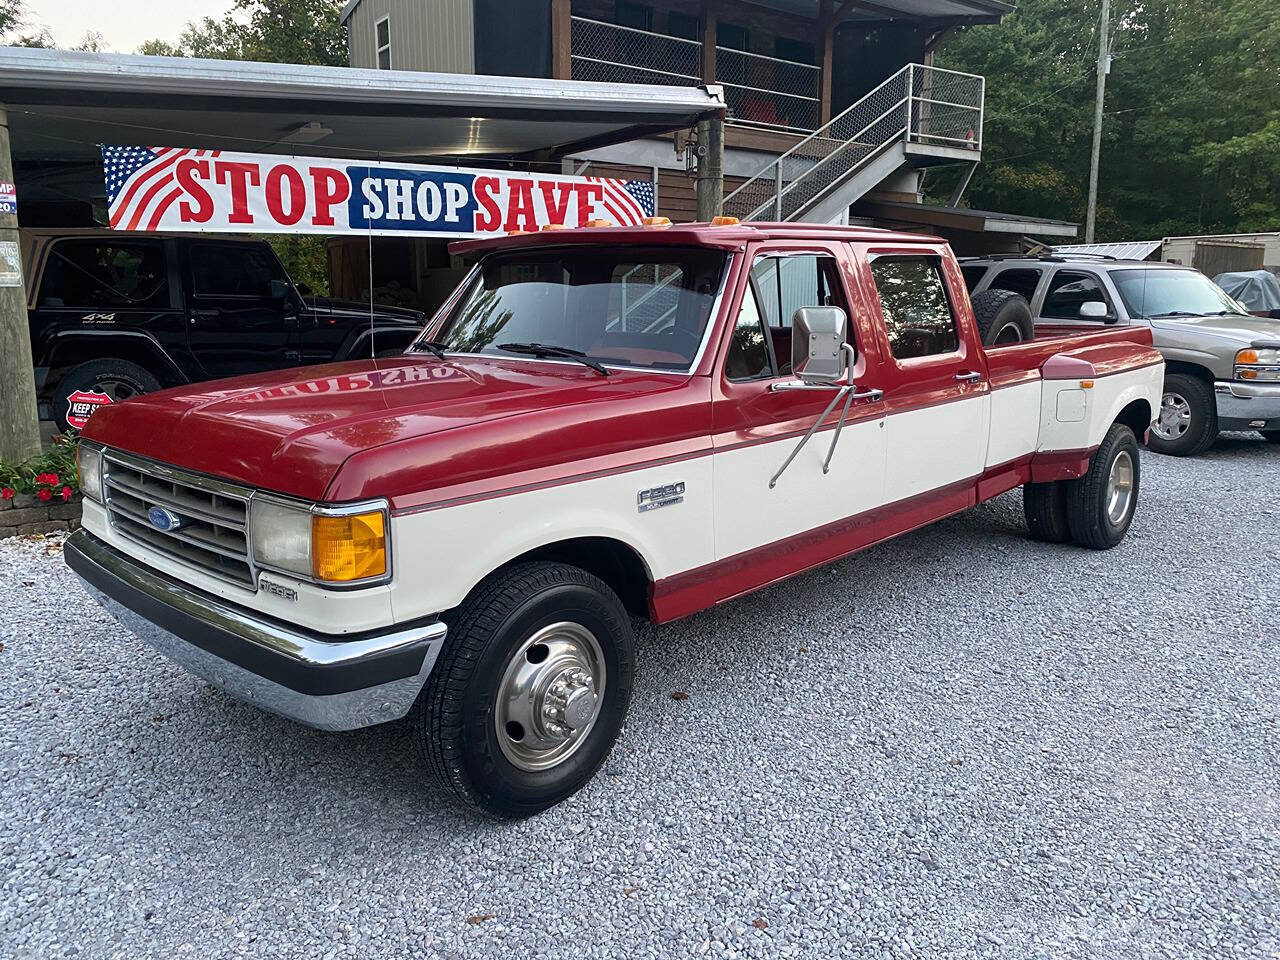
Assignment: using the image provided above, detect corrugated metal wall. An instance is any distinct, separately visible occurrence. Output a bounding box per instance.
[347,0,475,73]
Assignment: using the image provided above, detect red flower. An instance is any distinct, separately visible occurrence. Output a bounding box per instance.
[1,488,13,500]
[36,472,59,486]
[36,489,52,502]
[61,486,73,501]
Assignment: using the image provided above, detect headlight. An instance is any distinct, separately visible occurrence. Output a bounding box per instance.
[77,444,103,503]
[1235,348,1280,381]
[251,497,389,585]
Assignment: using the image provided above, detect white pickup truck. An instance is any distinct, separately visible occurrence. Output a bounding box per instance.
[67,221,1164,817]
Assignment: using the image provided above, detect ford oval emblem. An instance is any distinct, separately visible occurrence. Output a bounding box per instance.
[147,506,182,532]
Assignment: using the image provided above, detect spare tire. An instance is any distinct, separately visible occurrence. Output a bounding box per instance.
[971,288,1034,346]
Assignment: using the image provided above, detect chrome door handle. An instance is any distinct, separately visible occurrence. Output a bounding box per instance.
[955,371,983,383]
[851,387,884,401]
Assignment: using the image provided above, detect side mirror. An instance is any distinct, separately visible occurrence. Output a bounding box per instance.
[269,278,290,301]
[791,306,849,383]
[1079,300,1110,321]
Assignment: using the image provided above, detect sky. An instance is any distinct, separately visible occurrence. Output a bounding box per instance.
[24,0,234,53]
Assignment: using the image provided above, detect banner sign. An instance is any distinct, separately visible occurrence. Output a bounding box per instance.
[102,145,656,238]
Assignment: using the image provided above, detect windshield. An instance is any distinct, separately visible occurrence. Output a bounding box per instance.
[431,246,729,371]
[1111,268,1248,319]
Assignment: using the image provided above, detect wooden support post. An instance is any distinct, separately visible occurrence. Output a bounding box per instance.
[694,116,724,221]
[700,0,717,84]
[820,0,834,125]
[551,0,572,80]
[0,105,41,463]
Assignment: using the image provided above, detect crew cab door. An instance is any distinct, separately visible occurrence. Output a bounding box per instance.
[180,240,301,378]
[710,243,887,562]
[859,245,990,500]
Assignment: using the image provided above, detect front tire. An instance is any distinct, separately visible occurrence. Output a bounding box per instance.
[1148,373,1217,457]
[1065,423,1140,550]
[416,562,634,819]
[52,358,161,433]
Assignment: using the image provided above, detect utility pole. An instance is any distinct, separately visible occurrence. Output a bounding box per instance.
[0,105,42,463]
[694,116,724,221]
[1085,0,1111,244]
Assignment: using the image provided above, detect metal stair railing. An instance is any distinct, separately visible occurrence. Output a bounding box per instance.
[722,63,985,223]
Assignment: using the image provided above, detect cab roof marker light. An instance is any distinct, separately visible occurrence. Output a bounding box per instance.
[507,229,531,236]
[642,216,671,227]
[710,215,739,226]
[541,222,567,230]
[584,219,613,228]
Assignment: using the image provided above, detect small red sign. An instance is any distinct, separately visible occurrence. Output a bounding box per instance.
[65,390,113,430]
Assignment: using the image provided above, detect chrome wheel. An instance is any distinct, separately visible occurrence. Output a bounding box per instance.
[1106,449,1135,525]
[1154,392,1192,441]
[495,621,606,772]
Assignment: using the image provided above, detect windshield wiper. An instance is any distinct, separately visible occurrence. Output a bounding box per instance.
[496,342,611,377]
[408,339,449,360]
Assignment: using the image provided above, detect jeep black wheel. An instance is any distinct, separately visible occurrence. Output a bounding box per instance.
[52,359,161,433]
[416,561,634,819]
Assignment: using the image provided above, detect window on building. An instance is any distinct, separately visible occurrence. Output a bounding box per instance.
[1042,271,1110,320]
[615,1,653,31]
[39,240,170,309]
[717,22,749,50]
[869,256,960,360]
[774,37,814,64]
[667,11,700,42]
[375,15,391,69]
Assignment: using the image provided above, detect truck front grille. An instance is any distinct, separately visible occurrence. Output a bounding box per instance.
[101,450,256,588]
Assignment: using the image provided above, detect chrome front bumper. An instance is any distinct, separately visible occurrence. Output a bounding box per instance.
[1215,381,1280,431]
[65,529,446,732]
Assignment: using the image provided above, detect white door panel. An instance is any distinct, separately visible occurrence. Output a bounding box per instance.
[712,417,887,559]
[988,381,1043,467]
[884,395,988,500]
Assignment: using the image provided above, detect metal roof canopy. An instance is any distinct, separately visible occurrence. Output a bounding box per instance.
[0,47,726,184]
[1055,241,1164,260]
[853,200,1079,238]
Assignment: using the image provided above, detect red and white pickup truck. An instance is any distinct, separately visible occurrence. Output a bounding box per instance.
[66,222,1163,817]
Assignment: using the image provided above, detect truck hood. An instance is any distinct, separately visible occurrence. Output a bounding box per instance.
[82,355,703,503]
[1149,313,1280,347]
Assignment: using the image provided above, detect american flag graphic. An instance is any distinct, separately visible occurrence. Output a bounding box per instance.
[102,145,220,232]
[590,177,656,225]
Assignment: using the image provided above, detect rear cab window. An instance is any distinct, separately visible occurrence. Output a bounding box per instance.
[868,255,960,360]
[39,239,171,310]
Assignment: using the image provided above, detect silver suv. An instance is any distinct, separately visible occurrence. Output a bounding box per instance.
[962,255,1280,456]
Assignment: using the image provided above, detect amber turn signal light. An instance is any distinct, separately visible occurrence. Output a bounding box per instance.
[312,511,387,583]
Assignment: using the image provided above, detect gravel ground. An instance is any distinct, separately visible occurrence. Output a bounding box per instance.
[2,435,1278,960]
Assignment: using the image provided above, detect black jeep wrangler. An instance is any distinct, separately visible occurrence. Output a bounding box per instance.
[22,231,425,431]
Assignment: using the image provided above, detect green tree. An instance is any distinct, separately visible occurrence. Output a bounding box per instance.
[0,0,53,46]
[139,0,346,66]
[933,0,1280,241]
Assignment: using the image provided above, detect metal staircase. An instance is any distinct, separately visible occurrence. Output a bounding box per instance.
[722,64,985,224]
